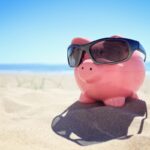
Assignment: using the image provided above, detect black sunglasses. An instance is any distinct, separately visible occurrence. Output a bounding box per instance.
[67,37,146,67]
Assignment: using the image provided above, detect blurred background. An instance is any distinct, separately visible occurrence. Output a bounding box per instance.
[0,0,150,72]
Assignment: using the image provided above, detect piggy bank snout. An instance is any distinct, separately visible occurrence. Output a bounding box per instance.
[76,60,99,83]
[80,63,93,71]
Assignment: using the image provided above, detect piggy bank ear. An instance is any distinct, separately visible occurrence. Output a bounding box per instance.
[111,35,123,38]
[71,37,90,45]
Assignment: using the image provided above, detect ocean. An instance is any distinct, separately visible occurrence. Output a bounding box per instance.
[0,63,149,74]
[0,64,73,74]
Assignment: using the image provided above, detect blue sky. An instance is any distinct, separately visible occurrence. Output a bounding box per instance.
[0,0,150,64]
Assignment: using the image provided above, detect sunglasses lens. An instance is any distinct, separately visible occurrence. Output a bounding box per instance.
[90,40,129,63]
[67,45,81,67]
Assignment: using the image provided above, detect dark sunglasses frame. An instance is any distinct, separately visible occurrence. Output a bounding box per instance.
[67,38,146,67]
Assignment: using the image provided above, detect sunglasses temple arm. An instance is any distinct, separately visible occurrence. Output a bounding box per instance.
[143,51,146,62]
[138,44,147,62]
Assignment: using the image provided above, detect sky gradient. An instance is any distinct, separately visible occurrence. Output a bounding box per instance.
[0,0,150,64]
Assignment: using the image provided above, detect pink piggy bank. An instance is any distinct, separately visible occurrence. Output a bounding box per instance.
[68,36,146,107]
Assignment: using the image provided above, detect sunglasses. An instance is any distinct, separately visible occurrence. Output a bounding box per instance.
[67,38,146,67]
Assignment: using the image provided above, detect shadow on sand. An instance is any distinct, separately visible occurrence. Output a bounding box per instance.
[51,98,147,146]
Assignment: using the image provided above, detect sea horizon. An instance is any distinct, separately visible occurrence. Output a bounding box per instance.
[0,63,73,74]
[0,63,149,74]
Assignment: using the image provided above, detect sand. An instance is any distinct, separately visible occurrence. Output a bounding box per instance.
[0,73,149,150]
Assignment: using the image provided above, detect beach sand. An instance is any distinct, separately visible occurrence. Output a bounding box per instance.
[0,73,149,150]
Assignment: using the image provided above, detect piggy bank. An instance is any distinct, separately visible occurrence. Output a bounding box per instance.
[70,36,146,107]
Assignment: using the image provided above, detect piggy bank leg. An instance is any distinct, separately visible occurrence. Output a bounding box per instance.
[79,93,96,103]
[104,97,125,107]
